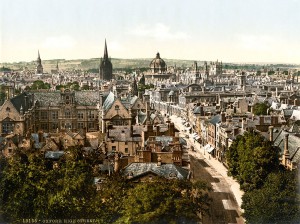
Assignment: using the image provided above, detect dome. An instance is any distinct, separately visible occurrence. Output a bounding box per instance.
[150,52,167,74]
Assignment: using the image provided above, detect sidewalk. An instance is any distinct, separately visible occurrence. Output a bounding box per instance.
[170,115,244,209]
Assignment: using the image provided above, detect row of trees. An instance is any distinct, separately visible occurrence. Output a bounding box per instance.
[226,131,300,223]
[0,147,212,223]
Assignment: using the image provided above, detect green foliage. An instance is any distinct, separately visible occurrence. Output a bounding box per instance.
[242,170,300,224]
[118,178,211,224]
[139,74,145,86]
[56,82,80,91]
[0,148,211,223]
[0,147,97,223]
[138,83,154,92]
[0,66,11,72]
[226,131,280,191]
[30,80,51,90]
[253,102,269,116]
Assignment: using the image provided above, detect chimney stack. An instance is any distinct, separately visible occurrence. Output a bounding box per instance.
[269,126,274,142]
[283,134,290,167]
[221,111,226,123]
[157,155,162,166]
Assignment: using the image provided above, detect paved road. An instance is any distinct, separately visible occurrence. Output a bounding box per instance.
[190,155,244,224]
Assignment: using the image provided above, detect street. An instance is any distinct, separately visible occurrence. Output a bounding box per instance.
[170,115,245,224]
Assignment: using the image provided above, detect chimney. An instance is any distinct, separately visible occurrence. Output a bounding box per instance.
[221,112,226,123]
[269,126,274,142]
[38,131,44,143]
[169,122,175,136]
[156,125,159,136]
[200,106,204,116]
[284,134,289,156]
[114,153,120,172]
[157,155,162,167]
[283,134,290,167]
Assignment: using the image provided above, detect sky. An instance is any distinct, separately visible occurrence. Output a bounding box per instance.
[1,0,300,64]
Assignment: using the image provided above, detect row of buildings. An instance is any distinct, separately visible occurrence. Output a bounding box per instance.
[1,41,300,182]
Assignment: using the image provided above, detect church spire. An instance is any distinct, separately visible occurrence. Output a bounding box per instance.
[104,39,108,59]
[37,50,41,64]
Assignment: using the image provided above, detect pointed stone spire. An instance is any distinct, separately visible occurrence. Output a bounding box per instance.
[104,39,108,59]
[37,50,41,64]
[56,61,59,70]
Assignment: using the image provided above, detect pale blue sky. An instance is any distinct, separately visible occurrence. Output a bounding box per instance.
[1,0,300,63]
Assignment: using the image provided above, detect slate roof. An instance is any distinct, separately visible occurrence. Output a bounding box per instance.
[74,91,100,105]
[122,162,189,180]
[10,92,33,112]
[108,125,143,142]
[45,151,64,159]
[209,114,221,125]
[33,91,61,106]
[102,92,115,110]
[137,110,147,124]
[273,130,300,164]
[33,91,101,107]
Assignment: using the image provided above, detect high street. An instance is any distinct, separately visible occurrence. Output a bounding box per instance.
[171,115,245,224]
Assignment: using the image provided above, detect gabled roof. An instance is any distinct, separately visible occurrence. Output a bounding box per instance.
[273,130,300,163]
[122,162,189,180]
[10,92,32,112]
[102,91,115,110]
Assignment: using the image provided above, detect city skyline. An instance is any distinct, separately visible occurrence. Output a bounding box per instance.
[1,0,300,64]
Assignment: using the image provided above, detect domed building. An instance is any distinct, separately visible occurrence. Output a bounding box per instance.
[150,52,167,74]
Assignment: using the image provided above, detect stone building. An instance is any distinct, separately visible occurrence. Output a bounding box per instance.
[0,89,101,136]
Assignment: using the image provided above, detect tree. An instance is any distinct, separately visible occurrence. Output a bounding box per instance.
[0,147,97,222]
[253,102,269,115]
[242,170,300,224]
[31,80,51,90]
[118,178,211,224]
[226,131,280,191]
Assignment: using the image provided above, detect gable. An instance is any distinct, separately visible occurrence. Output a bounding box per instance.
[0,100,20,121]
[131,98,146,110]
[105,98,129,119]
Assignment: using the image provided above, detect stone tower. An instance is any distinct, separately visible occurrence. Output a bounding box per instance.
[36,50,43,74]
[99,39,113,81]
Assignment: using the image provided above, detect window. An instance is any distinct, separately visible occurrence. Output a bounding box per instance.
[88,122,94,129]
[41,111,48,120]
[88,112,95,119]
[52,111,58,120]
[115,105,119,110]
[77,122,84,129]
[125,141,128,145]
[125,148,128,153]
[65,123,72,129]
[52,123,59,130]
[78,112,84,119]
[112,146,116,152]
[41,123,48,130]
[2,122,14,133]
[6,107,10,112]
[65,110,71,119]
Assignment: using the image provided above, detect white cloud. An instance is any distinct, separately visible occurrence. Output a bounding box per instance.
[41,35,76,49]
[129,23,189,41]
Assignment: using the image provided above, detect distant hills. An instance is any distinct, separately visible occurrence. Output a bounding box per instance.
[1,58,299,72]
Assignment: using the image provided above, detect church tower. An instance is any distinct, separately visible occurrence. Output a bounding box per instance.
[36,50,43,74]
[99,40,113,80]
